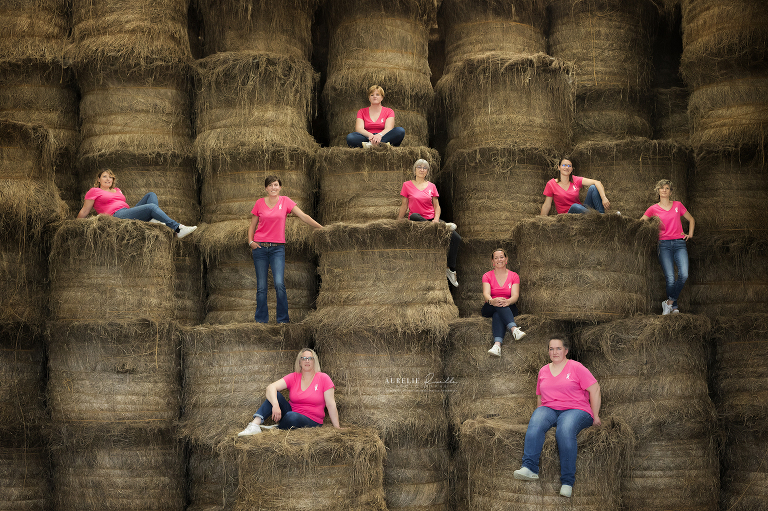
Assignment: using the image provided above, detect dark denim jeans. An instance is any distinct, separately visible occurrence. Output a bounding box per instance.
[658,238,689,306]
[251,244,288,323]
[253,391,322,430]
[481,302,519,344]
[346,126,406,147]
[113,192,180,230]
[567,185,605,214]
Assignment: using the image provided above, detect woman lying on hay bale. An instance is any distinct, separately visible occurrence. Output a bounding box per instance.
[248,175,323,323]
[514,334,601,498]
[641,179,695,315]
[540,157,615,216]
[482,248,526,356]
[238,348,340,436]
[346,85,406,148]
[398,158,461,287]
[76,169,197,238]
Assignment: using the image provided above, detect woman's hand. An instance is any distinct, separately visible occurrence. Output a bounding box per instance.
[370,133,383,145]
[602,197,611,210]
[431,218,439,224]
[592,415,602,427]
[249,241,261,249]
[271,405,282,422]
[683,233,693,241]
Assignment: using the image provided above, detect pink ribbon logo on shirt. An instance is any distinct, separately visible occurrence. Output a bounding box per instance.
[566,373,571,380]
[572,185,577,191]
[675,206,678,213]
[279,204,282,210]
[314,384,318,391]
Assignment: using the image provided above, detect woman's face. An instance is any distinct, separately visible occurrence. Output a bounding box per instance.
[299,351,314,372]
[265,180,282,197]
[369,90,383,105]
[492,250,507,269]
[414,163,429,178]
[549,339,568,363]
[559,160,573,174]
[98,172,114,189]
[658,185,671,199]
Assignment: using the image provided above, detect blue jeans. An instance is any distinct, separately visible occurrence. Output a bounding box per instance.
[521,406,594,486]
[481,302,519,344]
[346,127,405,147]
[408,213,461,270]
[251,244,288,323]
[567,185,605,214]
[658,239,689,307]
[113,192,180,230]
[253,391,322,430]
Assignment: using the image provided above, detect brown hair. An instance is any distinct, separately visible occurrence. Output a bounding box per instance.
[264,175,282,188]
[556,158,574,183]
[367,84,385,98]
[92,169,117,189]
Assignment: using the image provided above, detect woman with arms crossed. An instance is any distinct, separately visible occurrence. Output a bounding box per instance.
[346,85,405,148]
[540,158,613,216]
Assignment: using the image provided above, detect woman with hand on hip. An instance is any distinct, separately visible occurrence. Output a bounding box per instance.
[482,248,525,356]
[346,85,405,148]
[540,158,613,216]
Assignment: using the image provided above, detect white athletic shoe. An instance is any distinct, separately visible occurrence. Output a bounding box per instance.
[148,218,165,225]
[512,327,526,341]
[560,485,573,497]
[488,344,501,357]
[362,142,372,149]
[176,225,197,239]
[446,268,459,287]
[445,222,457,231]
[237,422,261,436]
[661,300,672,315]
[513,466,539,480]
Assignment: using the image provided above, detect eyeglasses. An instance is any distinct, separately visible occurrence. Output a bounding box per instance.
[415,166,429,170]
[561,164,572,168]
[300,356,314,361]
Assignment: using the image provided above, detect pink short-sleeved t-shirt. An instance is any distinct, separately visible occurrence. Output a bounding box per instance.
[482,270,520,300]
[357,106,395,132]
[644,201,688,241]
[536,359,597,418]
[400,180,439,219]
[543,176,584,214]
[251,196,296,243]
[282,371,335,424]
[84,187,131,216]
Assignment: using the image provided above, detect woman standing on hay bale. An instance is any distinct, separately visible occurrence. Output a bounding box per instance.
[482,248,525,356]
[346,85,406,148]
[76,170,197,238]
[641,179,695,315]
[540,158,614,216]
[238,348,340,436]
[514,335,601,498]
[398,158,462,287]
[248,175,323,323]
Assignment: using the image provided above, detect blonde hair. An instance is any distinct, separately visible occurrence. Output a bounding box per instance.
[367,85,385,98]
[294,348,321,373]
[93,169,116,189]
[654,179,673,199]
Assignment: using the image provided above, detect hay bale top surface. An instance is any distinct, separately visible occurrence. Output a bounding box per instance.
[439,0,546,23]
[195,219,315,256]
[317,146,441,178]
[312,218,451,252]
[446,146,557,173]
[325,0,435,23]
[571,136,690,162]
[512,212,660,248]
[713,313,768,341]
[182,321,310,352]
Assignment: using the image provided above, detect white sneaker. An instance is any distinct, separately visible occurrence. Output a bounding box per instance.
[671,307,680,314]
[259,424,277,430]
[513,467,538,480]
[237,422,261,436]
[176,225,197,239]
[512,327,526,341]
[560,484,572,497]
[615,211,621,216]
[446,268,458,287]
[488,344,501,357]
[445,222,457,231]
[661,300,672,315]
[362,142,372,149]
[148,218,165,225]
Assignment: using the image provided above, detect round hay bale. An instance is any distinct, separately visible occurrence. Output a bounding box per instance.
[652,87,689,142]
[310,220,458,336]
[447,147,553,240]
[179,323,309,445]
[49,216,176,322]
[200,147,316,225]
[187,443,238,511]
[0,119,54,181]
[439,0,547,73]
[444,315,563,429]
[0,0,67,63]
[686,234,768,317]
[50,425,184,511]
[197,0,318,59]
[46,320,180,425]
[688,147,768,236]
[548,0,658,93]
[511,215,658,321]
[384,436,450,511]
[70,0,191,65]
[459,417,632,509]
[720,426,768,511]
[197,220,317,324]
[434,53,574,156]
[78,152,200,226]
[0,235,48,326]
[323,0,435,147]
[174,241,203,325]
[712,313,768,427]
[571,138,690,219]
[194,52,318,169]
[316,146,440,224]
[573,90,653,144]
[76,62,193,161]
[233,426,387,511]
[0,439,51,510]
[0,325,46,433]
[453,238,518,317]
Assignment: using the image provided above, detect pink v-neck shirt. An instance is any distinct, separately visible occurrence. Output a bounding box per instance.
[644,201,688,240]
[251,195,296,243]
[84,187,130,215]
[536,359,597,418]
[357,106,394,132]
[282,372,335,423]
[543,176,584,214]
[482,270,520,300]
[400,180,439,219]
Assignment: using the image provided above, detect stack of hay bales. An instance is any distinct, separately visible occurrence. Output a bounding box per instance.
[309,221,458,511]
[577,316,719,510]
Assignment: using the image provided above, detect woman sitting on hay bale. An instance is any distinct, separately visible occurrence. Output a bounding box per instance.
[248,175,323,323]
[482,248,526,356]
[398,158,462,287]
[238,348,340,436]
[346,85,406,148]
[514,334,601,498]
[76,170,197,238]
[641,179,695,315]
[540,158,614,216]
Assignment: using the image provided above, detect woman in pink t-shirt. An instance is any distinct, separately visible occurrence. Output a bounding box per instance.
[641,179,695,314]
[514,335,601,498]
[247,175,323,323]
[398,158,462,287]
[346,85,405,148]
[238,348,341,436]
[76,169,197,238]
[540,158,613,215]
[482,248,526,356]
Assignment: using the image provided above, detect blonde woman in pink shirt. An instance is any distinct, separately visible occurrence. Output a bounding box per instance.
[346,85,405,148]
[398,158,461,287]
[76,170,197,238]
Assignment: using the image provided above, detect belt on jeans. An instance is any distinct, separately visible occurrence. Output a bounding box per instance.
[256,242,284,247]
